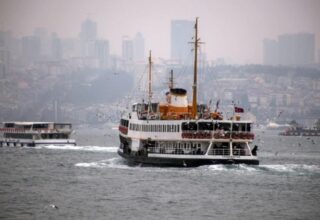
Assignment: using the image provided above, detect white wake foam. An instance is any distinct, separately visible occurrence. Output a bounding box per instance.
[36,145,118,152]
[75,161,107,168]
[205,164,320,174]
[75,157,131,169]
[259,164,320,173]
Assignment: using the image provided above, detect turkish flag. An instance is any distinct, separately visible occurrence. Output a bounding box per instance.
[235,106,244,113]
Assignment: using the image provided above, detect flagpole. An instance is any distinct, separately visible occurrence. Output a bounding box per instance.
[232,101,235,120]
[230,101,234,154]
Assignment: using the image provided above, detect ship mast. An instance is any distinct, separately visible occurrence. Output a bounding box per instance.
[148,50,152,113]
[192,17,199,119]
[169,69,174,89]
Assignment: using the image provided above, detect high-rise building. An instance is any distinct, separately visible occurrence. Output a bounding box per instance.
[34,27,50,57]
[263,33,315,66]
[79,19,97,42]
[51,33,62,61]
[94,39,110,68]
[79,19,98,57]
[0,31,12,76]
[171,20,194,65]
[133,32,145,61]
[0,49,10,77]
[0,31,11,49]
[122,36,133,61]
[22,36,41,65]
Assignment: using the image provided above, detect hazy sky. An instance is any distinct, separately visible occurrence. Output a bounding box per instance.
[0,0,319,64]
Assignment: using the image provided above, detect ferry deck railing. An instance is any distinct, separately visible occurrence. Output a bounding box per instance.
[147,146,205,155]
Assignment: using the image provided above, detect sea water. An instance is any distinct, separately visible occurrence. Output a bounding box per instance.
[0,129,319,220]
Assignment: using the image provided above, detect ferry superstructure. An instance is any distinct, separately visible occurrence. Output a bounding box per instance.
[0,122,76,147]
[117,18,259,166]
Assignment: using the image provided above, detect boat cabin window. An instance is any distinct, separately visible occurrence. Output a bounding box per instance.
[54,124,71,129]
[214,122,231,131]
[232,123,240,132]
[139,103,147,112]
[212,142,229,148]
[246,123,251,132]
[129,123,179,133]
[20,125,32,129]
[4,123,15,128]
[232,123,251,132]
[150,103,159,113]
[33,124,49,129]
[132,104,144,112]
[41,133,69,139]
[182,122,197,131]
[120,119,129,127]
[198,122,213,130]
[4,133,33,139]
[132,103,158,113]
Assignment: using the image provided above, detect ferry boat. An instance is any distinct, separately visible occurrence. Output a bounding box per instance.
[0,122,76,147]
[279,119,320,136]
[117,18,259,166]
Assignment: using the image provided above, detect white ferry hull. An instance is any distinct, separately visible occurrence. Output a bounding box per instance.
[118,149,259,167]
[118,118,260,167]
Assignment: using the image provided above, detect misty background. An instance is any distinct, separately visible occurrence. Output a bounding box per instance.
[0,0,320,127]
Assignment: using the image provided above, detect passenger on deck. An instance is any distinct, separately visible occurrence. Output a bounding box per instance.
[251,145,258,156]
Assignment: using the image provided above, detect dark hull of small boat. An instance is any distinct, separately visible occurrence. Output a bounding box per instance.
[118,150,259,167]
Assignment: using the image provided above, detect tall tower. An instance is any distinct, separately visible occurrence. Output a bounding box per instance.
[133,32,145,61]
[278,33,315,66]
[170,20,193,65]
[94,39,110,68]
[122,36,133,61]
[79,19,97,42]
[22,36,41,65]
[79,18,97,57]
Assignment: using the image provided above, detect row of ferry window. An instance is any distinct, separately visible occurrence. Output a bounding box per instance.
[120,119,129,127]
[129,123,180,132]
[155,142,202,149]
[181,122,251,132]
[4,133,69,139]
[129,122,251,132]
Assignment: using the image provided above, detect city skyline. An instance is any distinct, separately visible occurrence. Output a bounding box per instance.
[0,0,320,64]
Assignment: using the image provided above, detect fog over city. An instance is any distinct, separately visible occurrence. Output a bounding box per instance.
[0,0,320,127]
[1,0,319,63]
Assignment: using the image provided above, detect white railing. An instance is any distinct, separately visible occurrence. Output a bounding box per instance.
[148,146,204,155]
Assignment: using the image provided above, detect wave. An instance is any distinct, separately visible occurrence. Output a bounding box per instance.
[259,164,320,173]
[204,163,320,175]
[74,158,181,172]
[74,156,320,175]
[75,157,132,169]
[35,145,118,152]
